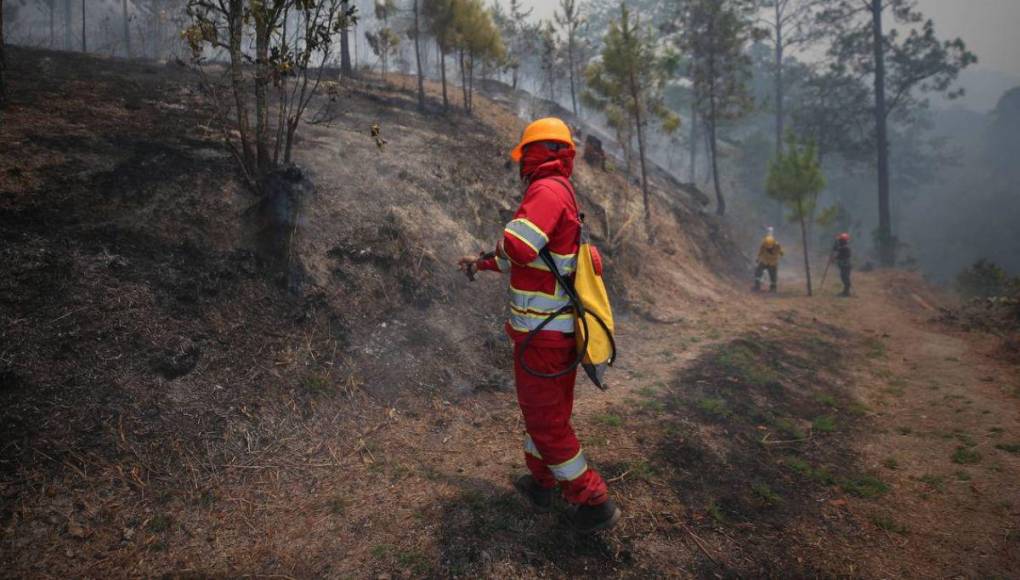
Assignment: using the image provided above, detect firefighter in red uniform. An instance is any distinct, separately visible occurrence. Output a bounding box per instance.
[458,118,621,532]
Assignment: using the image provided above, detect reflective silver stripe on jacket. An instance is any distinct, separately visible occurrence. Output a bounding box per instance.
[495,257,510,273]
[526,252,577,274]
[504,218,548,253]
[509,287,571,314]
[509,310,575,334]
[549,451,589,481]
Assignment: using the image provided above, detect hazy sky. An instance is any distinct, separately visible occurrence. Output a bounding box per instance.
[513,0,1020,77]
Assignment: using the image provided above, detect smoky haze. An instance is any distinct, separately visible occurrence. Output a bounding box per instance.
[4,0,1018,281]
[513,0,1020,111]
[505,0,1020,281]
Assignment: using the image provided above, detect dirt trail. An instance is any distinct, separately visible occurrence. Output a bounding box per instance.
[353,269,1019,577]
[797,272,1020,576]
[573,270,1020,577]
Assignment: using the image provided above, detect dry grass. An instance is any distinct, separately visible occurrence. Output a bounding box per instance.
[2,48,1018,579]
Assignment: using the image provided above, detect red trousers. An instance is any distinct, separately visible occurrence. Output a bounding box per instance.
[514,342,609,506]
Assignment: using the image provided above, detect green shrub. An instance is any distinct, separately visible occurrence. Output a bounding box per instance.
[842,475,889,498]
[697,397,732,418]
[814,394,838,407]
[812,416,837,433]
[955,259,1014,299]
[707,501,727,523]
[773,417,805,440]
[951,446,982,464]
[783,457,835,485]
[918,474,945,491]
[872,514,909,534]
[593,414,623,427]
[751,482,782,506]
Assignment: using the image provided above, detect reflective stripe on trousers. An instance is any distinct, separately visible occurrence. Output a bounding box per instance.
[548,450,589,481]
[524,435,588,481]
[524,433,542,460]
[515,343,610,506]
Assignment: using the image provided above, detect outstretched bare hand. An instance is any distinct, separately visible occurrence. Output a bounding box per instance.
[458,256,479,282]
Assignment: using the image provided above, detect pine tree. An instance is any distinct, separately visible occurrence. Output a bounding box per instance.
[411,0,426,110]
[820,0,975,266]
[766,134,827,296]
[0,0,6,111]
[423,0,455,109]
[757,0,827,157]
[63,0,72,51]
[498,0,534,91]
[450,0,503,114]
[790,65,872,162]
[366,0,401,81]
[584,4,679,240]
[555,0,584,117]
[79,0,86,52]
[539,21,560,102]
[675,0,759,216]
[340,0,354,77]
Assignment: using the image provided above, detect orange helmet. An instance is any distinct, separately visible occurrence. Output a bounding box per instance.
[837,233,850,242]
[510,117,575,161]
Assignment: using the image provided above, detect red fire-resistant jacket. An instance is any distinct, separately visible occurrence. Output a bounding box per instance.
[478,144,584,348]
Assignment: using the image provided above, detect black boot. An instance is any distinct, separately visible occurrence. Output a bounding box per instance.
[570,499,622,532]
[513,474,553,512]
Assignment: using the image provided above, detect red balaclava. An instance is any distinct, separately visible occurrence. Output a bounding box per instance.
[520,142,575,183]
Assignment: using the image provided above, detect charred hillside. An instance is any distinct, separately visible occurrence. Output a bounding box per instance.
[0,47,742,575]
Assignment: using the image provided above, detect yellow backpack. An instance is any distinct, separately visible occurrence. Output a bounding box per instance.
[569,224,617,389]
[519,217,617,390]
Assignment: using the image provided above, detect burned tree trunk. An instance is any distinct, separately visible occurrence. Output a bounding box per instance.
[80,0,86,53]
[439,45,449,110]
[339,0,352,78]
[583,135,607,170]
[412,0,425,112]
[0,0,6,110]
[872,0,894,266]
[254,167,314,295]
[121,0,131,57]
[254,14,272,178]
[64,0,72,51]
[688,102,698,183]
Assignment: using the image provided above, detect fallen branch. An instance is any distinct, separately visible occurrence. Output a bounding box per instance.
[607,469,632,483]
[48,307,85,325]
[760,432,812,445]
[683,524,721,567]
[215,462,342,470]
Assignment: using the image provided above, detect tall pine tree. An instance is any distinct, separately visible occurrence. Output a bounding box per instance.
[555,0,585,117]
[675,0,758,216]
[585,4,678,240]
[766,134,827,296]
[820,0,975,265]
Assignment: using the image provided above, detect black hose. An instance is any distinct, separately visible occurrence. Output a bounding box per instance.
[517,303,591,378]
[516,248,615,379]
